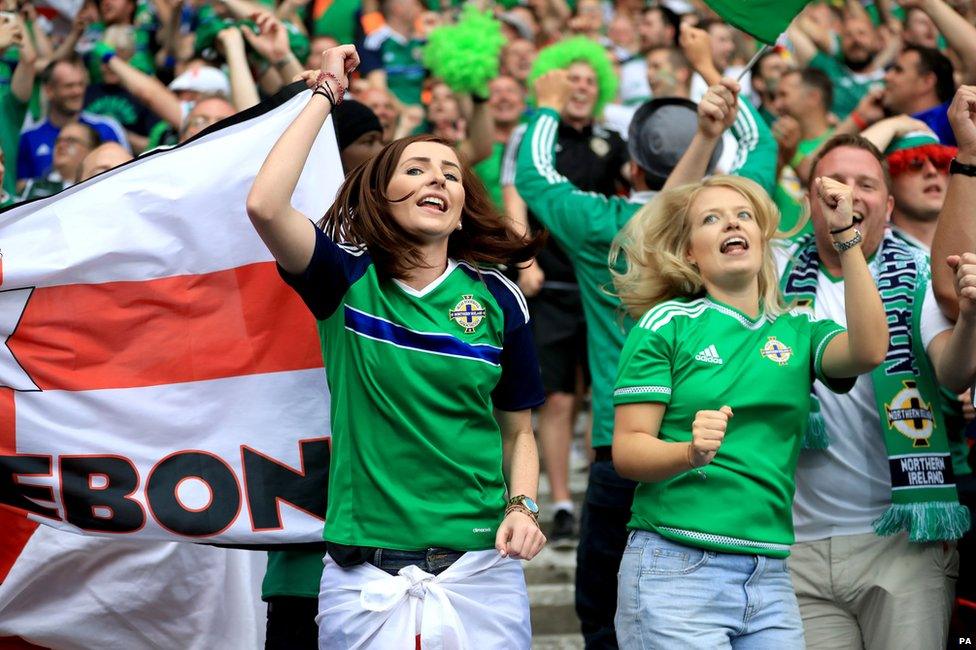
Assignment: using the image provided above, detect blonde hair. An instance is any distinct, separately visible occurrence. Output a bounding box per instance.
[610,175,787,319]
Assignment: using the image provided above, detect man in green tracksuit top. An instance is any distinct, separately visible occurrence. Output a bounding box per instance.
[514,70,776,647]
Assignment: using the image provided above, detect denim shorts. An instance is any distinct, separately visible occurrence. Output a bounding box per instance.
[615,529,804,649]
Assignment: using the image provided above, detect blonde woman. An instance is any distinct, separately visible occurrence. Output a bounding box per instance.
[609,175,888,647]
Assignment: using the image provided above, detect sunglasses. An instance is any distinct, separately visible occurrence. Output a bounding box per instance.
[887,145,957,176]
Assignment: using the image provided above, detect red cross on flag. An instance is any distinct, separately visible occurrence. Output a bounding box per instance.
[0,87,338,572]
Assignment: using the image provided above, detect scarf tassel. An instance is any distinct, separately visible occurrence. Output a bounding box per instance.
[802,397,830,450]
[873,502,972,542]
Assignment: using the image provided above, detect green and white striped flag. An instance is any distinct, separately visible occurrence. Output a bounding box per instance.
[704,0,811,44]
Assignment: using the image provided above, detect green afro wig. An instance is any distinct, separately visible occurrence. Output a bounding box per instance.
[528,37,618,117]
[423,6,506,99]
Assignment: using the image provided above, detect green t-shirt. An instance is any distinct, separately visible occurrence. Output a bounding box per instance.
[0,87,28,197]
[362,27,426,106]
[311,0,361,45]
[262,549,324,599]
[793,129,832,168]
[281,228,544,550]
[473,141,505,210]
[613,296,849,557]
[19,176,65,201]
[808,51,883,119]
[1,48,43,121]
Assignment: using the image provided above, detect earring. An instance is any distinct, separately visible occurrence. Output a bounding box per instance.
[456,220,463,230]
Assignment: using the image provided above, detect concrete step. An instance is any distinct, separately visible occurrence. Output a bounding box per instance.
[529,428,588,645]
[528,583,575,607]
[532,634,586,649]
[525,540,581,641]
[522,543,577,583]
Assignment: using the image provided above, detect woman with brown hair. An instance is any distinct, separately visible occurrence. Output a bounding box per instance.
[246,45,547,649]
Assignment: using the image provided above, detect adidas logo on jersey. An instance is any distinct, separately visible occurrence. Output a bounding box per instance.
[694,344,723,365]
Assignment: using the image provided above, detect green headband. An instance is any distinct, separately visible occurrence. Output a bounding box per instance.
[884,130,940,156]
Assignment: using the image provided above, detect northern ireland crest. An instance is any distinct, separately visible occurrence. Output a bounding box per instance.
[449,295,486,334]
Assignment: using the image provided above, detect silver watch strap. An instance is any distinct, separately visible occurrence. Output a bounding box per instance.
[832,228,863,252]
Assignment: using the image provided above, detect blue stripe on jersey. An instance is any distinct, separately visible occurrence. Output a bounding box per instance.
[344,306,503,365]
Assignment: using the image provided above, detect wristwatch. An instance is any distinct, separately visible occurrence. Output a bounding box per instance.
[507,495,540,515]
[949,158,976,178]
[832,228,863,252]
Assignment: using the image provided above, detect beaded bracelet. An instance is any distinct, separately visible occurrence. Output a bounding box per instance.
[321,72,345,106]
[505,504,540,527]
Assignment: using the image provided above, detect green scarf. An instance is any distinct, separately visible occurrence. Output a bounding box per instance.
[780,232,970,542]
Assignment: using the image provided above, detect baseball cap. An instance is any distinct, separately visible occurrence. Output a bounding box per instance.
[169,66,231,97]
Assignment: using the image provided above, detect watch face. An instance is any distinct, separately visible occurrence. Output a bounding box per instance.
[522,497,539,514]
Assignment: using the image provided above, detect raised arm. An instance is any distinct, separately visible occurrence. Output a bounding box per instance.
[50,13,88,65]
[791,11,834,63]
[8,17,36,104]
[906,0,976,82]
[101,45,183,127]
[457,96,493,165]
[931,253,976,390]
[859,114,932,152]
[246,46,358,273]
[217,26,261,111]
[816,177,890,376]
[726,90,778,193]
[680,24,721,86]
[932,85,976,319]
[241,11,304,94]
[514,70,619,247]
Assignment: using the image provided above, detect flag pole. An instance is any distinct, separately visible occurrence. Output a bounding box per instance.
[736,44,772,82]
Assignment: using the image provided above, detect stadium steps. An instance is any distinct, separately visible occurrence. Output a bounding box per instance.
[524,451,589,649]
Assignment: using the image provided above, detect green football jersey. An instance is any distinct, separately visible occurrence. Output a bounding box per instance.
[513,105,777,448]
[281,228,545,551]
[0,86,28,197]
[473,141,505,210]
[808,51,883,119]
[362,27,426,106]
[614,296,851,557]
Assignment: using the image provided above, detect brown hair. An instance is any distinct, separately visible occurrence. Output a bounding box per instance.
[319,134,544,279]
[807,133,892,191]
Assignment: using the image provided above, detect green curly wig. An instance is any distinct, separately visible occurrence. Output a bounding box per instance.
[423,6,506,99]
[528,37,618,117]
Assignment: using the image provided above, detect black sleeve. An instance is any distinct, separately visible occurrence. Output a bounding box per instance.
[493,321,546,412]
[277,225,373,320]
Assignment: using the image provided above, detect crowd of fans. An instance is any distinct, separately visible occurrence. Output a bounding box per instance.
[6,0,976,645]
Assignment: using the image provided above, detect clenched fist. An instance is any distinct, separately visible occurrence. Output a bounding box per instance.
[689,406,733,468]
[698,79,740,139]
[814,176,856,236]
[949,85,976,163]
[948,252,976,320]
